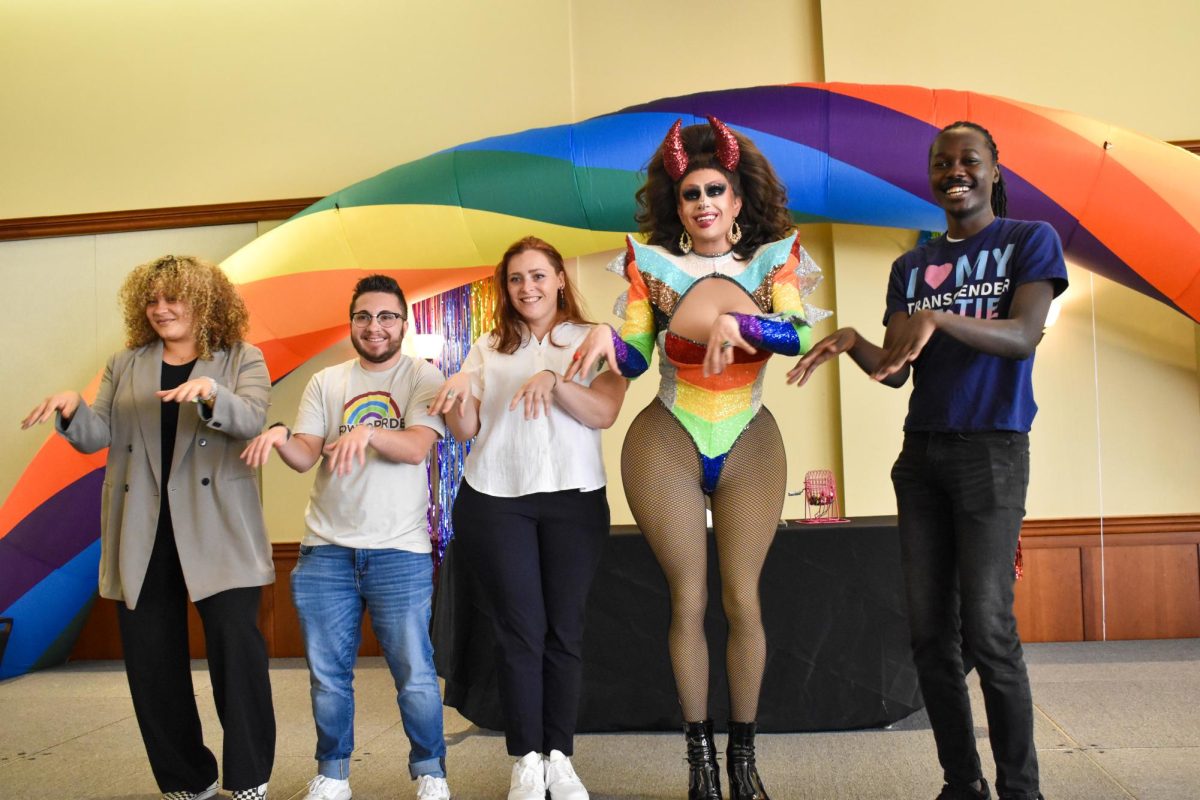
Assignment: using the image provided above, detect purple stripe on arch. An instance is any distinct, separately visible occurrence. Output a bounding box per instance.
[626,86,1170,308]
[626,85,941,201]
[0,468,104,610]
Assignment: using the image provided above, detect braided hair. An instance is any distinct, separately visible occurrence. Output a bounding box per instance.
[933,121,1007,218]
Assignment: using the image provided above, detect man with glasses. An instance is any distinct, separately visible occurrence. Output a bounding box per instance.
[242,275,450,800]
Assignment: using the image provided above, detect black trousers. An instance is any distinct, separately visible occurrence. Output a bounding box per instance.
[117,516,275,794]
[452,480,609,756]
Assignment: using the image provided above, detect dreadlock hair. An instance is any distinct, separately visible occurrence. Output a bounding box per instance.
[636,123,794,259]
[932,120,1007,218]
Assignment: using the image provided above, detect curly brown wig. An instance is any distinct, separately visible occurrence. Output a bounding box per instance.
[489,236,592,355]
[118,255,250,360]
[635,121,795,259]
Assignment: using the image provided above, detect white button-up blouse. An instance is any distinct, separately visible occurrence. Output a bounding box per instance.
[461,322,606,497]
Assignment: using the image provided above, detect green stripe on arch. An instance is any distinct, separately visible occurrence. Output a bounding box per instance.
[296,150,643,232]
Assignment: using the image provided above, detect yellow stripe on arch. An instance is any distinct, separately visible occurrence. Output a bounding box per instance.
[222,204,630,284]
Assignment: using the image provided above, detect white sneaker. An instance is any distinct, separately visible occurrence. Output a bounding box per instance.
[302,775,352,800]
[508,751,546,800]
[415,774,451,800]
[544,750,589,800]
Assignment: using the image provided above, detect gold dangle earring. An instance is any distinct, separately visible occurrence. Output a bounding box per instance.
[679,230,693,254]
[727,220,742,246]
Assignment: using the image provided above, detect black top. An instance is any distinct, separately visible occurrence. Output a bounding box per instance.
[159,359,196,498]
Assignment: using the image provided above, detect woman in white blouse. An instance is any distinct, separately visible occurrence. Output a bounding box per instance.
[429,236,626,800]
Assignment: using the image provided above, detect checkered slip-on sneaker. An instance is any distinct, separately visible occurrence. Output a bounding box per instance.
[230,783,268,800]
[161,780,218,800]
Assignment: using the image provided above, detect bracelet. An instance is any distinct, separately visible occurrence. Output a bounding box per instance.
[542,369,559,389]
[268,422,291,441]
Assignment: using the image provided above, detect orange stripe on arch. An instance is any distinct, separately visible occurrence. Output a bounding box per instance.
[817,83,1200,318]
[240,267,492,347]
[0,371,109,540]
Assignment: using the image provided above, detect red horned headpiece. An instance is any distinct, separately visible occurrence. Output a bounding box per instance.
[661,116,742,181]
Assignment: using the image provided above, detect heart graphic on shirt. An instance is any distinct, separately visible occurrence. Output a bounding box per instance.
[924,262,953,290]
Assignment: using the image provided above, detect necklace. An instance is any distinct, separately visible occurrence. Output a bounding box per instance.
[692,247,734,258]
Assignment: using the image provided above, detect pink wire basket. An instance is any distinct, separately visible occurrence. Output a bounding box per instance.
[796,469,849,524]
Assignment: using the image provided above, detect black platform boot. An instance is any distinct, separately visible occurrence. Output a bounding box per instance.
[684,720,722,800]
[727,721,770,800]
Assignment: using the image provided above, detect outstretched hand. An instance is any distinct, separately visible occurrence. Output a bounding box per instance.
[21,391,82,429]
[509,370,557,420]
[874,311,936,381]
[428,372,473,418]
[156,377,216,405]
[240,425,290,468]
[564,324,618,382]
[786,328,858,387]
[323,424,374,477]
[703,313,755,377]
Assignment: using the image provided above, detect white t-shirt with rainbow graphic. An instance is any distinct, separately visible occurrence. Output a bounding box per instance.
[294,355,445,551]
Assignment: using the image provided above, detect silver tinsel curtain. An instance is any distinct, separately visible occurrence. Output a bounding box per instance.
[411,277,497,562]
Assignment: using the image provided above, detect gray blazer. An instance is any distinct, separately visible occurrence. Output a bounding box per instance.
[58,340,274,608]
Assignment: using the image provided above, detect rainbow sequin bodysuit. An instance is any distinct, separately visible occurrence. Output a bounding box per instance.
[608,234,828,493]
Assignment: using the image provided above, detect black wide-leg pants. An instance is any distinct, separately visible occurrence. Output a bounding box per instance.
[452,480,609,757]
[117,517,275,794]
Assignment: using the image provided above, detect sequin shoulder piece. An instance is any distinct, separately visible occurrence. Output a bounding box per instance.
[620,234,799,319]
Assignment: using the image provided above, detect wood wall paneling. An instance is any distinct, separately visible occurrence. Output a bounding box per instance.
[1013,547,1085,643]
[1082,544,1200,640]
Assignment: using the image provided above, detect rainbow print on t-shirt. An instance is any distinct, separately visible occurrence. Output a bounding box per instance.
[342,391,402,432]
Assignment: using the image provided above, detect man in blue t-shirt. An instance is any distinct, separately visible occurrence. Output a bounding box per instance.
[789,121,1067,800]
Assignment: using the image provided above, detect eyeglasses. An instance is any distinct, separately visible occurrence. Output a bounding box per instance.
[350,311,405,328]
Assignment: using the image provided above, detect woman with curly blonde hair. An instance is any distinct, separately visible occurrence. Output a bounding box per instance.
[23,255,276,800]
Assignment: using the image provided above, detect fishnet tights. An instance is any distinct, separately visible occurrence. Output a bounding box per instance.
[621,400,787,722]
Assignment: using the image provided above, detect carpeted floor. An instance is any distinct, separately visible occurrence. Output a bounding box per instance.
[1,639,1197,799]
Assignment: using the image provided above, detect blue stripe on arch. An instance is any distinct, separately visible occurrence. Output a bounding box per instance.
[0,539,101,679]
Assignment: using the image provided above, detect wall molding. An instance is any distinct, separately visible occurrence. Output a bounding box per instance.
[0,198,322,242]
[2,139,1197,242]
[1021,514,1200,548]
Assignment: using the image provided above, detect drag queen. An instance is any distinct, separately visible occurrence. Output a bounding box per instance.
[568,117,826,800]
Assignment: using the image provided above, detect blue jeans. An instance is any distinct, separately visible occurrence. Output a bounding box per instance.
[892,432,1039,800]
[291,545,446,780]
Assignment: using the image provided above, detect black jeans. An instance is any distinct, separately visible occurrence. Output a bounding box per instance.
[117,518,275,794]
[891,431,1039,800]
[452,480,609,756]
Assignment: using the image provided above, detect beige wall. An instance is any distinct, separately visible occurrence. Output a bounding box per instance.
[821,0,1200,141]
[0,0,823,220]
[2,0,1196,540]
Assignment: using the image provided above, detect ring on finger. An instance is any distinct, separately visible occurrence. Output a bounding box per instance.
[446,390,456,399]
[721,340,733,349]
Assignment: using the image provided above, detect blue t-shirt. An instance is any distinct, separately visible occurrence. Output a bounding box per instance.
[884,218,1068,433]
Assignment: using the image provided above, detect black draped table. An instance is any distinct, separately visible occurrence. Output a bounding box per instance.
[432,515,921,733]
